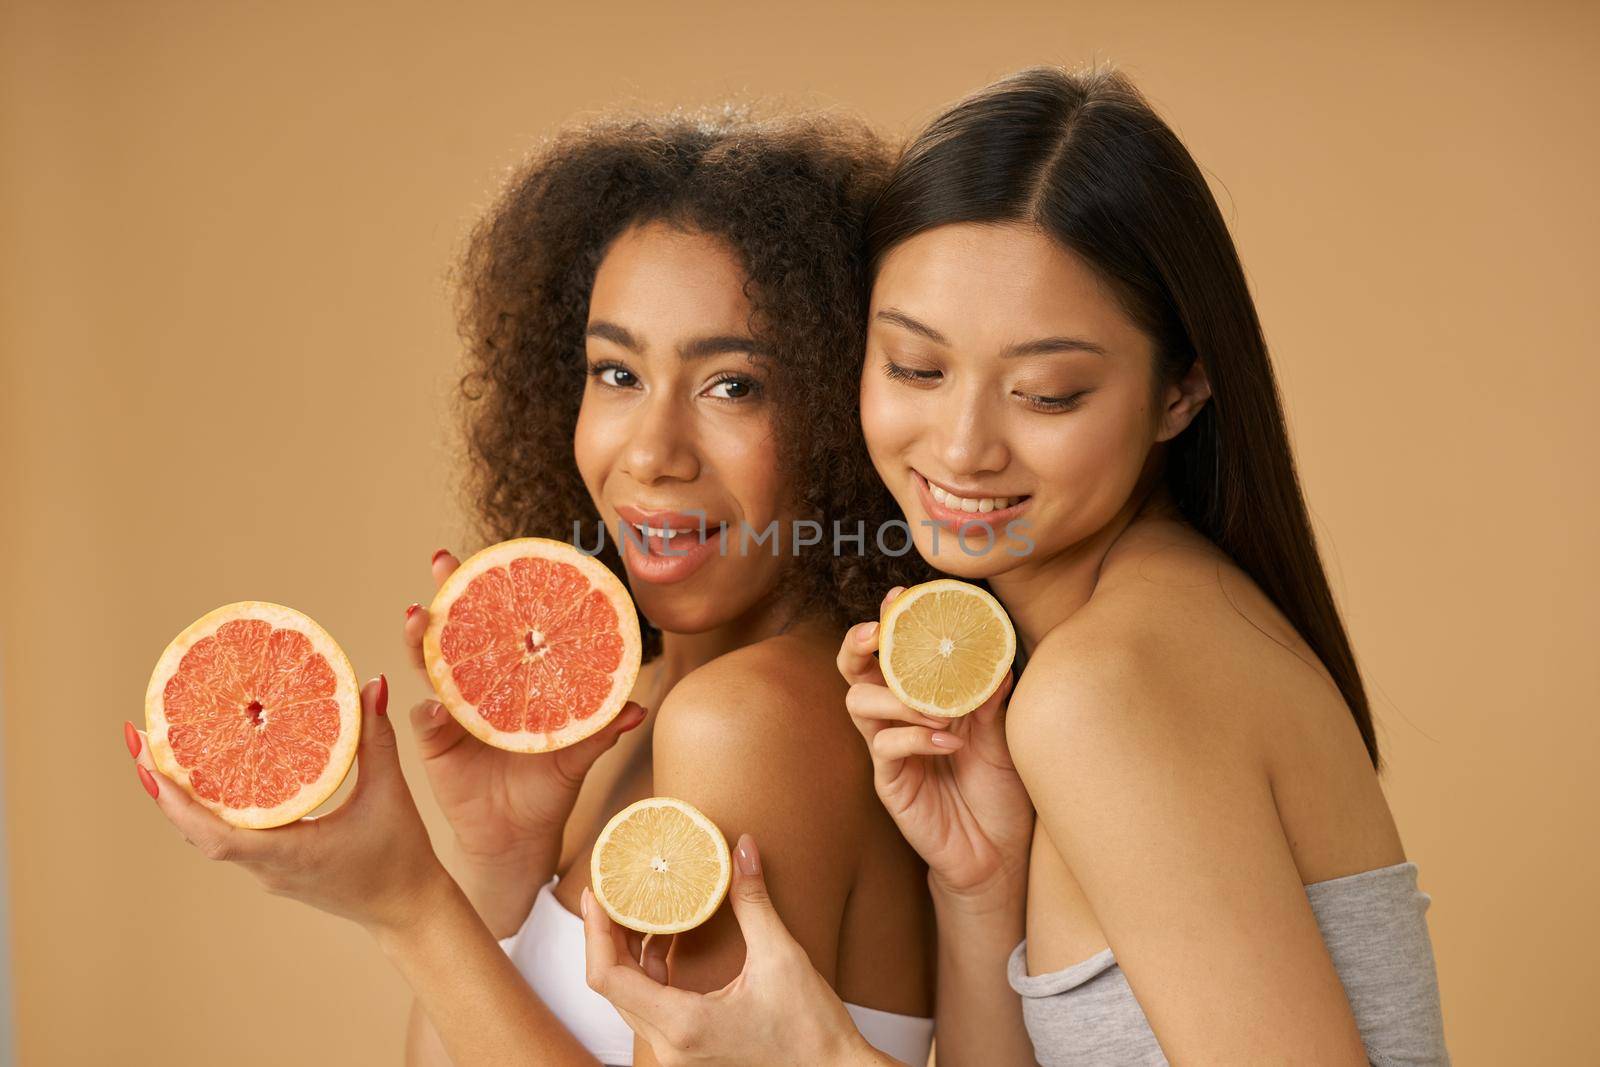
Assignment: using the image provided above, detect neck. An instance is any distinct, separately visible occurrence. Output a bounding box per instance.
[651,585,809,693]
[988,469,1182,654]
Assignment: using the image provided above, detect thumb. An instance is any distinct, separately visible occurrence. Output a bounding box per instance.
[726,835,798,961]
[352,675,403,794]
[553,702,648,787]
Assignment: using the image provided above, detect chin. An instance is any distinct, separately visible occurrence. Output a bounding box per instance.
[912,535,1029,581]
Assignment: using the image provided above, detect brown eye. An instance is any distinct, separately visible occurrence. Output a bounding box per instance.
[704,374,761,400]
[589,362,639,388]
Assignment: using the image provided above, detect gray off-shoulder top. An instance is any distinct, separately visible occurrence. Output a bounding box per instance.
[1006,861,1449,1065]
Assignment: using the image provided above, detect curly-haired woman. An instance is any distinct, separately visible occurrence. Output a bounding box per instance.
[124,110,937,1067]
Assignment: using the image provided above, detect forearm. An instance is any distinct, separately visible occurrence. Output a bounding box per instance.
[378,867,598,1067]
[929,880,1036,1067]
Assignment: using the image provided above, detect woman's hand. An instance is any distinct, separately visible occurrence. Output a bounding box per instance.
[838,587,1035,904]
[581,835,900,1067]
[404,550,647,901]
[124,676,450,935]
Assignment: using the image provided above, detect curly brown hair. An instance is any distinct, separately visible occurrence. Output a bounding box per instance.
[452,108,934,659]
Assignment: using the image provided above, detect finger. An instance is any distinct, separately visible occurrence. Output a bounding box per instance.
[409,698,470,761]
[128,724,262,864]
[344,676,402,803]
[551,703,648,789]
[845,683,947,731]
[724,835,804,963]
[835,621,885,687]
[580,888,697,1035]
[430,548,460,589]
[625,928,644,964]
[880,586,905,612]
[969,671,1018,766]
[872,725,964,762]
[972,669,1015,727]
[402,601,431,673]
[641,933,673,985]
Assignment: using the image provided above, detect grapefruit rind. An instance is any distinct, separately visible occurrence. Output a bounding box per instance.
[589,796,732,936]
[878,579,1017,719]
[422,537,643,754]
[143,601,361,829]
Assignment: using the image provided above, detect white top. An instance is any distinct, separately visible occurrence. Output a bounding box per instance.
[499,879,935,1066]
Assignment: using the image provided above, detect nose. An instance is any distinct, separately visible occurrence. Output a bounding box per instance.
[932,383,1010,477]
[619,391,700,485]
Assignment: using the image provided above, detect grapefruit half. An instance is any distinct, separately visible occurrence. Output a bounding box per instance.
[144,602,361,829]
[423,538,643,752]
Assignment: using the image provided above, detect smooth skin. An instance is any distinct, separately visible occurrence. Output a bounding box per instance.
[126,680,606,1065]
[404,220,932,1066]
[855,220,1405,1064]
[129,218,930,1067]
[582,220,1409,1064]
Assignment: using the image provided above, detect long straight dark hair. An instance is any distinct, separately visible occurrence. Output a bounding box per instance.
[867,66,1379,768]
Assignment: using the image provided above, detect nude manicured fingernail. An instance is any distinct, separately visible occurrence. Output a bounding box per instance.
[735,834,760,876]
[431,548,450,566]
[860,621,878,641]
[579,888,591,919]
[405,603,420,619]
[376,675,389,717]
[123,721,141,759]
[136,764,159,799]
[931,732,963,749]
[621,705,647,731]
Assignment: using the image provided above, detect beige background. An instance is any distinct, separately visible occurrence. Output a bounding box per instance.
[3,1,1596,1063]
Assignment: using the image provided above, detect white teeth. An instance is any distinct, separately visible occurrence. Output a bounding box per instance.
[927,481,1020,513]
[632,523,687,539]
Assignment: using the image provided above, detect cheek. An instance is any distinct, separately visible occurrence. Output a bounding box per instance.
[572,397,615,503]
[1026,400,1154,516]
[708,413,786,521]
[859,374,918,468]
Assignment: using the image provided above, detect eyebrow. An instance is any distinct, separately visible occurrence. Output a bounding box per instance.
[873,307,1107,358]
[586,320,766,360]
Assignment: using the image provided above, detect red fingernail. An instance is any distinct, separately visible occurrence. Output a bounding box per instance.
[123,721,141,759]
[136,764,159,799]
[431,549,449,566]
[377,675,389,717]
[405,602,420,619]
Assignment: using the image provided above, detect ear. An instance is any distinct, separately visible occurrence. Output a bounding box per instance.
[1155,356,1211,442]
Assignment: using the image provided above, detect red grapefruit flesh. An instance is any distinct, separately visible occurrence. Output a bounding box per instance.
[424,538,642,752]
[144,602,360,829]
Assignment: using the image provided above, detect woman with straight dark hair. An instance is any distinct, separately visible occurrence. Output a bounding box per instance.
[584,66,1449,1066]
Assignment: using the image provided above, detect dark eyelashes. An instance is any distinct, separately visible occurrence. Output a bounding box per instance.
[587,361,762,401]
[705,372,763,400]
[883,358,1089,414]
[882,360,940,383]
[1022,391,1088,413]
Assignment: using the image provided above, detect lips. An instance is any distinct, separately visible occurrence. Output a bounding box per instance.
[913,470,1031,531]
[611,505,727,584]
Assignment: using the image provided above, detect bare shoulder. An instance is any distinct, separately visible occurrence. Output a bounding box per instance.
[652,628,867,810]
[1008,519,1340,773]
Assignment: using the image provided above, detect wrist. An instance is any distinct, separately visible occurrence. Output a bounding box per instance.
[929,866,1027,923]
[367,858,459,948]
[453,836,556,883]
